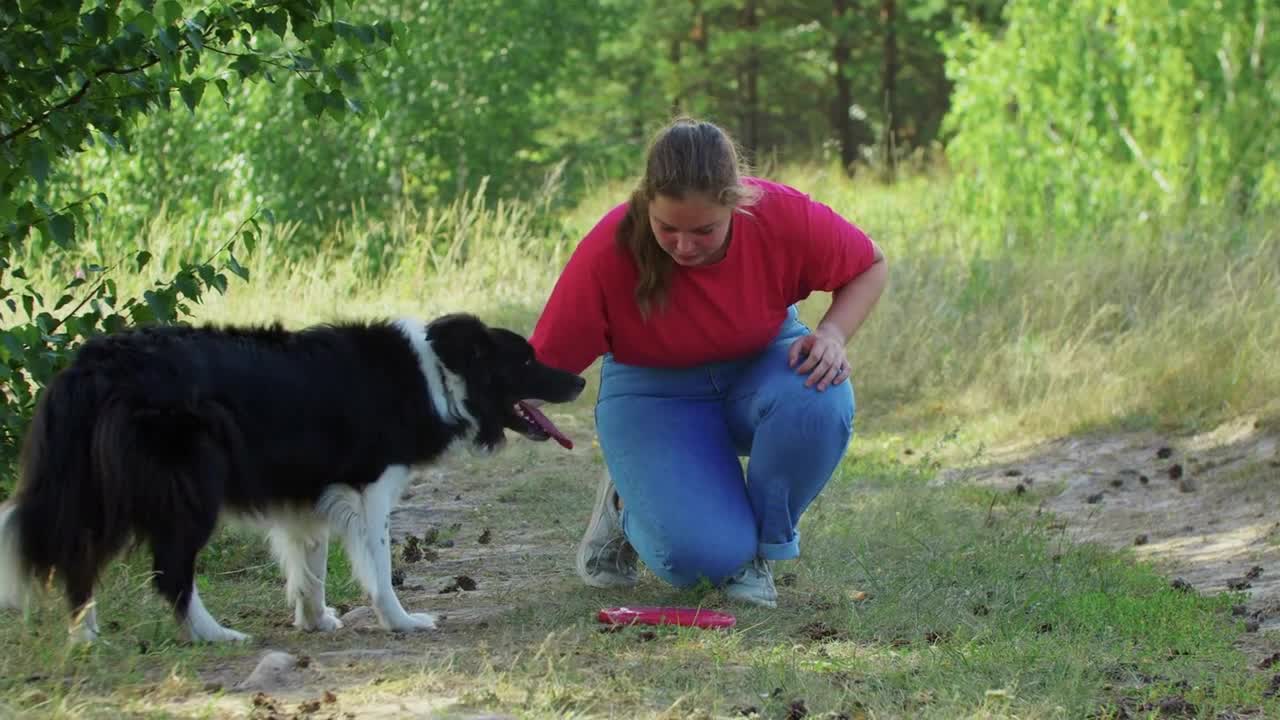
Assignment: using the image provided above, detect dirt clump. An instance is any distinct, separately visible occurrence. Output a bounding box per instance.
[439,575,478,594]
[799,621,842,642]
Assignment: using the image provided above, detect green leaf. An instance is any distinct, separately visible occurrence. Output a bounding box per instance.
[103,313,128,334]
[157,27,179,52]
[185,25,205,52]
[53,294,74,311]
[0,331,21,359]
[127,11,157,36]
[325,89,347,115]
[47,214,75,248]
[173,272,199,300]
[232,55,259,78]
[303,90,327,117]
[265,10,288,38]
[226,253,249,281]
[333,61,359,86]
[241,229,257,254]
[22,294,33,319]
[128,302,156,325]
[311,23,336,49]
[135,251,152,270]
[143,290,174,322]
[215,78,230,101]
[29,145,50,186]
[179,79,206,112]
[162,0,183,26]
[82,7,110,37]
[34,312,56,336]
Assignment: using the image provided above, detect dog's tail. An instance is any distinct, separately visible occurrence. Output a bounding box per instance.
[10,353,247,621]
[5,365,137,613]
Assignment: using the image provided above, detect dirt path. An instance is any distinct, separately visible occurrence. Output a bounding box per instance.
[154,415,1280,716]
[936,415,1280,662]
[163,440,602,719]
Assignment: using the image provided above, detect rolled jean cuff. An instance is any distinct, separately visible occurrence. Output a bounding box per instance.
[759,534,800,561]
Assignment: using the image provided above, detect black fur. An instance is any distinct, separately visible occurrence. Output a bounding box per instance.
[0,313,584,635]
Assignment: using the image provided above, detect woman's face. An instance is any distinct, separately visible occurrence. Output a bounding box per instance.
[649,193,733,267]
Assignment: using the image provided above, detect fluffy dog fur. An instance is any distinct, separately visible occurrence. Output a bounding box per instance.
[0,313,584,643]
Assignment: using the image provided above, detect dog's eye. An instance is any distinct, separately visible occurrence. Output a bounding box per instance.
[523,357,533,366]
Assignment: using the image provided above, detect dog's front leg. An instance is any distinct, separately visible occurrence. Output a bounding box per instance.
[338,466,436,632]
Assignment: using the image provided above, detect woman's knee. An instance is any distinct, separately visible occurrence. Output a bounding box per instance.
[762,377,854,437]
[632,521,756,588]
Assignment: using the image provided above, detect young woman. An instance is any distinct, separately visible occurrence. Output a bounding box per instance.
[529,117,888,607]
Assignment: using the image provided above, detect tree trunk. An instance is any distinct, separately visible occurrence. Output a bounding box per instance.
[831,0,856,174]
[880,0,899,181]
[740,0,760,153]
[690,0,708,53]
[686,0,711,116]
[669,35,683,116]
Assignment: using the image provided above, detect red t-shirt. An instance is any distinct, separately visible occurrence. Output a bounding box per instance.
[530,178,877,374]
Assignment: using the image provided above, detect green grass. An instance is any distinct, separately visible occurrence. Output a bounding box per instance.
[30,162,1280,448]
[14,163,1279,452]
[2,169,1277,716]
[477,451,1267,719]
[3,443,1271,718]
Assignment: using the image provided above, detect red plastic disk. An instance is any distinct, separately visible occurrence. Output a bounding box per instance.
[597,606,736,629]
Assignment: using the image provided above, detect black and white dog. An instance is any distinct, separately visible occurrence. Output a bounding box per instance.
[0,313,584,643]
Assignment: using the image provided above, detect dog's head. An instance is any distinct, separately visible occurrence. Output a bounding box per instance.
[420,313,586,453]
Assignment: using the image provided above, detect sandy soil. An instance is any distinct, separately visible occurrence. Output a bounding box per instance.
[936,415,1280,662]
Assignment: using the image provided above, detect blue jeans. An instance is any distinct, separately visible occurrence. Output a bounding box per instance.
[594,307,855,588]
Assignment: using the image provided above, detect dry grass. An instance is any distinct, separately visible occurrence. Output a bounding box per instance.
[3,170,1277,717]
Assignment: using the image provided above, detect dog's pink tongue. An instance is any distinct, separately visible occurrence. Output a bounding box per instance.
[518,401,573,449]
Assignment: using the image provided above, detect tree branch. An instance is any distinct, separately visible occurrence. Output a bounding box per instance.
[0,56,165,145]
[46,210,262,336]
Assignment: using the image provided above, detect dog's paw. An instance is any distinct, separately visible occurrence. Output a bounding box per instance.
[219,628,253,643]
[301,607,344,633]
[384,612,437,632]
[190,625,252,643]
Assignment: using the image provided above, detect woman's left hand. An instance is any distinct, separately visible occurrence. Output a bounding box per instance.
[787,326,850,392]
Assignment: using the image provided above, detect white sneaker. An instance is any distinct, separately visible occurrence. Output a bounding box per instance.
[724,557,778,608]
[575,471,638,588]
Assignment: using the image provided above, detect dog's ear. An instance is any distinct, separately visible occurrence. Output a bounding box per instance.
[483,330,535,366]
[425,314,497,372]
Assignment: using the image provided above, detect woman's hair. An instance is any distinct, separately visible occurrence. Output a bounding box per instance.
[617,117,760,315]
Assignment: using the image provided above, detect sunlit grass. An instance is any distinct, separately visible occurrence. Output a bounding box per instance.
[19,166,1280,456]
[3,168,1278,717]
